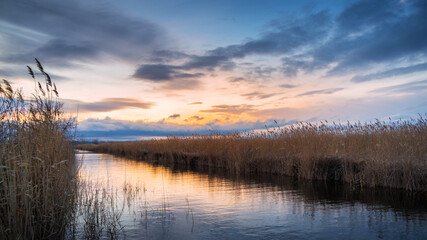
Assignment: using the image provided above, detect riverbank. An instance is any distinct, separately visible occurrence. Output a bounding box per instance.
[78,117,427,191]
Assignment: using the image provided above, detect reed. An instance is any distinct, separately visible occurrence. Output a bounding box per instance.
[70,180,126,240]
[0,60,77,239]
[78,116,427,191]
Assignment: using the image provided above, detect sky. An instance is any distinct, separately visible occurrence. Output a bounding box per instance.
[1,0,426,140]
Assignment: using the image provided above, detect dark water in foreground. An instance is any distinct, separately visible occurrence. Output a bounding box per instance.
[77,151,427,240]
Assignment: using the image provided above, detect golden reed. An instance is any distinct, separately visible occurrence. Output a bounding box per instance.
[79,117,426,191]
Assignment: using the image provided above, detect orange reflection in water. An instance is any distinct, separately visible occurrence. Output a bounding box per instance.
[78,151,287,213]
[75,151,427,240]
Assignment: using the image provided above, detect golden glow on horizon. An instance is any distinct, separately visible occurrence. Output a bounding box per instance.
[8,58,426,127]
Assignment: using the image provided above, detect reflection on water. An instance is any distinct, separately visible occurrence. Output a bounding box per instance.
[77,151,427,240]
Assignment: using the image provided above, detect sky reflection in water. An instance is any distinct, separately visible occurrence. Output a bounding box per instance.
[77,151,426,240]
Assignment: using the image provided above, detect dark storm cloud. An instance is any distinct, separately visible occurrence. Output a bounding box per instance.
[167,114,181,119]
[297,88,344,97]
[0,0,168,65]
[64,98,155,112]
[351,62,427,83]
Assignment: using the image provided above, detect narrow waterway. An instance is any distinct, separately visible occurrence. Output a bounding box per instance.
[76,151,427,239]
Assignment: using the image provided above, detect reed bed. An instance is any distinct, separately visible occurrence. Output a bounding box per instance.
[0,61,129,239]
[0,60,78,239]
[78,117,427,191]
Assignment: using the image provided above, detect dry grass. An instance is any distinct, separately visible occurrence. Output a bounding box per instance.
[69,180,126,240]
[0,60,78,239]
[78,117,427,191]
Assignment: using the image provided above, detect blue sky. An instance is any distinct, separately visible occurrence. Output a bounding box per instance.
[1,0,426,140]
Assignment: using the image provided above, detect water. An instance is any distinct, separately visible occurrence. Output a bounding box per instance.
[76,151,427,239]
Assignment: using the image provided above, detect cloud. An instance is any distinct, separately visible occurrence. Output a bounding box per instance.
[133,64,205,89]
[279,84,297,88]
[149,0,425,79]
[4,0,426,84]
[133,64,176,81]
[150,50,191,62]
[159,79,202,90]
[241,91,277,100]
[228,77,246,83]
[6,39,98,65]
[188,115,204,121]
[297,88,344,97]
[0,0,169,65]
[286,0,427,75]
[132,10,331,79]
[167,114,181,119]
[246,66,277,79]
[64,98,155,112]
[253,94,427,123]
[182,55,229,71]
[281,57,313,76]
[351,62,427,82]
[130,0,426,84]
[370,79,427,93]
[174,11,331,72]
[210,11,331,59]
[0,60,70,81]
[200,104,256,114]
[189,102,203,105]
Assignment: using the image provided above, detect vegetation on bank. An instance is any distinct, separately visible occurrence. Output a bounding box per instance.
[0,60,77,239]
[78,117,427,191]
[0,61,126,239]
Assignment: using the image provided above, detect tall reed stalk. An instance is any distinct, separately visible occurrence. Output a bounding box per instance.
[0,59,77,239]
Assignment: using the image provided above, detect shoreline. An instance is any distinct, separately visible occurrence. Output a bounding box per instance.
[77,117,427,192]
[77,142,426,192]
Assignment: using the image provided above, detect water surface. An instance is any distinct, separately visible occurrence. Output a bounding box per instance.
[77,151,426,239]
